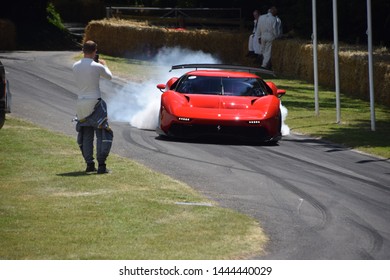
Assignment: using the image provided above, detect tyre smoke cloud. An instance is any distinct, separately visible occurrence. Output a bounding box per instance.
[106,47,290,136]
[107,47,219,130]
[280,104,290,136]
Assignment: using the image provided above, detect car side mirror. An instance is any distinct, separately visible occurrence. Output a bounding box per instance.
[277,89,286,98]
[157,84,166,92]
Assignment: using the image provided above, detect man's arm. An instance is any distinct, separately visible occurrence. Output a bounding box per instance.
[97,60,112,80]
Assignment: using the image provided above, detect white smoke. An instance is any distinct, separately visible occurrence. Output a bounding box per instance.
[107,47,220,130]
[280,103,290,136]
[107,46,290,136]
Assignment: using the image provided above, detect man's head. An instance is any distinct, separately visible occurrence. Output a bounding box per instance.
[269,6,278,16]
[82,40,97,55]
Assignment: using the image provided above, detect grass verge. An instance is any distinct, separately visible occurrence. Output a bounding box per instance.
[276,78,390,158]
[0,117,267,259]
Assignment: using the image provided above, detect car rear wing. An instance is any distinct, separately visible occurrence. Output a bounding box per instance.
[170,64,276,76]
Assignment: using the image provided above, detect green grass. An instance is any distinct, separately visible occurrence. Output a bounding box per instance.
[275,79,390,158]
[0,117,267,259]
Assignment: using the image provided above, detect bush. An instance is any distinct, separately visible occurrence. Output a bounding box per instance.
[47,2,65,30]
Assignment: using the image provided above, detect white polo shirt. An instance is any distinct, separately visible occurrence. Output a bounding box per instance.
[73,58,112,98]
[72,58,112,119]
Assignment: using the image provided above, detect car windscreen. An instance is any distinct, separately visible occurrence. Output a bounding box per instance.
[175,75,269,97]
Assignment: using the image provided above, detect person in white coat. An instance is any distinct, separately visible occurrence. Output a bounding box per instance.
[247,9,260,56]
[258,7,281,69]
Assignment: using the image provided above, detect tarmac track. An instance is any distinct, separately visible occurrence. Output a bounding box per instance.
[1,51,389,259]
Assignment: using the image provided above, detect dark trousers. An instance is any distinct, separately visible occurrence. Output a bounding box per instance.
[78,126,106,166]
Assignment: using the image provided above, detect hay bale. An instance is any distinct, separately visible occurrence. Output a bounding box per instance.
[272,40,314,79]
[374,62,390,106]
[84,19,247,63]
[339,52,368,100]
[272,40,390,107]
[0,19,16,50]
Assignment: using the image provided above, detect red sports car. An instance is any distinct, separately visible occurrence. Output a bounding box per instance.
[156,64,286,143]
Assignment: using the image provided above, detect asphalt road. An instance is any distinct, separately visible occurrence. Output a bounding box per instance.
[1,51,390,259]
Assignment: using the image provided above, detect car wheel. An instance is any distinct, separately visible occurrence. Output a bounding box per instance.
[156,111,166,137]
[0,109,5,129]
[266,111,282,145]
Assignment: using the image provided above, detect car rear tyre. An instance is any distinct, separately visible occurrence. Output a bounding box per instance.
[0,110,5,129]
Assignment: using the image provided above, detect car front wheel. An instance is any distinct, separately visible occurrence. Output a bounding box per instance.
[0,109,5,129]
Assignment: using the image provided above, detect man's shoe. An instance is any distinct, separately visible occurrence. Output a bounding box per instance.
[97,164,111,174]
[85,163,97,173]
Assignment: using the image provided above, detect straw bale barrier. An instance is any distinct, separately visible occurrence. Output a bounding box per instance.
[85,19,389,107]
[272,40,390,107]
[85,19,247,64]
[0,19,16,50]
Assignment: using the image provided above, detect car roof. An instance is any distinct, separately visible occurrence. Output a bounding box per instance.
[185,70,260,79]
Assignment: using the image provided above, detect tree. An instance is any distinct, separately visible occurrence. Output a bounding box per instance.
[1,0,49,24]
[1,0,78,49]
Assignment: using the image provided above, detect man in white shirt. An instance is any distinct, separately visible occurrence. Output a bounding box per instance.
[258,6,281,69]
[72,40,113,174]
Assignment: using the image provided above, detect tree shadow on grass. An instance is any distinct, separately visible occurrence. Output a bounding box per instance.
[318,119,390,149]
[283,96,368,111]
[287,119,390,158]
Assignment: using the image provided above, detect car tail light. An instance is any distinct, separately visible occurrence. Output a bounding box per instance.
[248,120,261,124]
